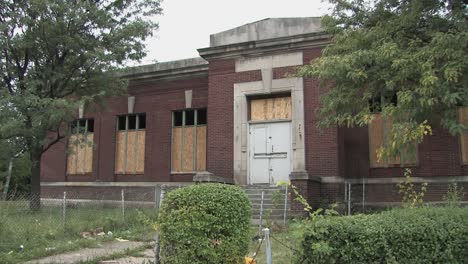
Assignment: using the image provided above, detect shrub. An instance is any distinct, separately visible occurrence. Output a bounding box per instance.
[443,182,465,207]
[397,168,428,208]
[298,207,468,263]
[159,183,252,264]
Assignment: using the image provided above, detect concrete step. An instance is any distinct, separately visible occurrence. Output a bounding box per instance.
[251,203,288,209]
[245,192,286,198]
[245,188,286,193]
[242,185,290,221]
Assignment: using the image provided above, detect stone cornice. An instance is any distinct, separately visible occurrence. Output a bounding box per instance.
[198,32,330,61]
[122,57,208,81]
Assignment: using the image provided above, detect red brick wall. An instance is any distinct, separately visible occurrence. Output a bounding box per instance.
[205,47,343,180]
[290,179,321,214]
[342,127,467,178]
[41,75,209,183]
[41,46,467,207]
[349,182,468,204]
[303,49,342,179]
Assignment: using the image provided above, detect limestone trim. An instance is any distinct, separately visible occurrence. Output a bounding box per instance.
[199,32,330,60]
[233,77,307,185]
[235,52,303,72]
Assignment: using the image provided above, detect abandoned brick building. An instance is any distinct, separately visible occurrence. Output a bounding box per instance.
[41,17,468,210]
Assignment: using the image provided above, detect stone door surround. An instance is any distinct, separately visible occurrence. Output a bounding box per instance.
[233,52,308,185]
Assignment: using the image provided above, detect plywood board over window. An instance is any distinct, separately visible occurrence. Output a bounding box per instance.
[115,113,146,174]
[250,96,292,121]
[171,109,207,173]
[459,107,468,165]
[171,127,183,172]
[196,126,207,171]
[369,113,417,168]
[67,119,94,174]
[115,132,126,174]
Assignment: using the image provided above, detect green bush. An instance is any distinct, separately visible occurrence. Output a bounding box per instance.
[298,207,468,263]
[159,183,252,264]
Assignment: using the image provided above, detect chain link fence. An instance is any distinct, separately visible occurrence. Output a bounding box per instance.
[0,185,183,260]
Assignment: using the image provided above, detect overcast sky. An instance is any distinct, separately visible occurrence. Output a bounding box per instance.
[139,0,331,64]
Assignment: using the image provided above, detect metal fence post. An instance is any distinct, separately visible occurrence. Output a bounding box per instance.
[283,185,288,225]
[62,191,67,228]
[154,185,161,210]
[121,189,125,220]
[263,228,272,264]
[160,185,166,208]
[154,185,166,263]
[362,181,365,212]
[154,233,160,264]
[258,191,264,236]
[347,183,351,216]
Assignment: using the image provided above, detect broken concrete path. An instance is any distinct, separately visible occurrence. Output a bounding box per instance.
[99,248,154,264]
[26,240,148,264]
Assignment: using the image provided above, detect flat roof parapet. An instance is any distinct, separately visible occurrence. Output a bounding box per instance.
[123,57,208,80]
[209,17,324,47]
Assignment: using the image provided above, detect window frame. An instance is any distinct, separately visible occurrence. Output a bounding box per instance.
[248,94,292,122]
[115,113,146,174]
[368,113,418,168]
[171,108,207,173]
[67,118,94,175]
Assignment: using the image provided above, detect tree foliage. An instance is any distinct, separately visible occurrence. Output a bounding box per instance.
[0,0,162,206]
[298,0,467,159]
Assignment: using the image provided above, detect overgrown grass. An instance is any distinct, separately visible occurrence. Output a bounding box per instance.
[247,223,302,264]
[0,201,157,263]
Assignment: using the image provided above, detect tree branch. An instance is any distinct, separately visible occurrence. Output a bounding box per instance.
[41,128,65,154]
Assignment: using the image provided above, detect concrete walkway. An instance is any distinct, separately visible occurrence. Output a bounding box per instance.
[99,248,154,264]
[26,241,148,264]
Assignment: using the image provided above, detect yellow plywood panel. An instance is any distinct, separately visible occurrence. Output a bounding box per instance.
[76,134,86,174]
[196,126,207,171]
[459,107,468,165]
[383,117,401,166]
[67,135,77,174]
[84,133,94,173]
[265,98,275,120]
[370,114,418,167]
[401,143,417,166]
[172,127,182,172]
[251,96,292,121]
[126,131,137,173]
[369,114,384,167]
[183,127,195,172]
[136,130,146,173]
[276,96,292,120]
[115,131,126,174]
[251,99,267,121]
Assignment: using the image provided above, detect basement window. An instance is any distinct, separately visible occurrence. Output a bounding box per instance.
[67,119,94,175]
[171,109,207,173]
[115,113,146,174]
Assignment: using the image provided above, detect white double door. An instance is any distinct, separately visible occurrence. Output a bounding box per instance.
[249,122,292,185]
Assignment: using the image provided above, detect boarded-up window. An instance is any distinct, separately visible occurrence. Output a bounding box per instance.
[250,96,291,121]
[115,113,146,174]
[459,107,468,165]
[172,109,207,172]
[369,113,417,168]
[67,119,94,174]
